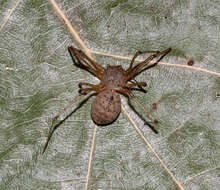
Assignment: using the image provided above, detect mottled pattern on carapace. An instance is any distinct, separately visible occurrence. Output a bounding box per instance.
[101,65,127,90]
[91,89,121,125]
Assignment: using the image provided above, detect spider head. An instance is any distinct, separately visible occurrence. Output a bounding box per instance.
[101,65,127,89]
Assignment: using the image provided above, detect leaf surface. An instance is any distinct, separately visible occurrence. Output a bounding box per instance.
[0,0,219,189]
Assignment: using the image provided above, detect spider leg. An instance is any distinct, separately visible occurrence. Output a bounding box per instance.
[117,88,158,124]
[42,82,101,153]
[79,82,98,88]
[42,95,81,154]
[116,88,134,97]
[68,46,105,79]
[127,48,171,80]
[130,79,147,92]
[79,82,103,95]
[127,50,160,73]
[124,81,147,88]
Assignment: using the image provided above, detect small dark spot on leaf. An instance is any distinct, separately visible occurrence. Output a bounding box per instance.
[187,59,194,66]
[154,119,158,124]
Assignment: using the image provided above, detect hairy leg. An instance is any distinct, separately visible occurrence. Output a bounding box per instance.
[127,48,171,80]
[127,50,160,73]
[42,95,81,154]
[124,82,147,88]
[68,46,104,79]
[79,82,103,95]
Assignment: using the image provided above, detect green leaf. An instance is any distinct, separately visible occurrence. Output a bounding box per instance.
[0,0,219,189]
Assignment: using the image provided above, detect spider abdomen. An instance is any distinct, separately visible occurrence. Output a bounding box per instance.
[91,90,121,125]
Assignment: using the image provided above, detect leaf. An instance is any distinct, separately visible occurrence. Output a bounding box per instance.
[0,0,219,189]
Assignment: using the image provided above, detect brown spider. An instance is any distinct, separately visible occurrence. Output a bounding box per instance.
[42,46,171,153]
[68,46,171,125]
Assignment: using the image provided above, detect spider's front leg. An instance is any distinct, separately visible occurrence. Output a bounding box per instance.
[127,50,160,73]
[68,46,105,79]
[126,48,171,80]
[78,82,103,95]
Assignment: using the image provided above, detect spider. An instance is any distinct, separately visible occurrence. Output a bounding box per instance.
[42,46,171,153]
